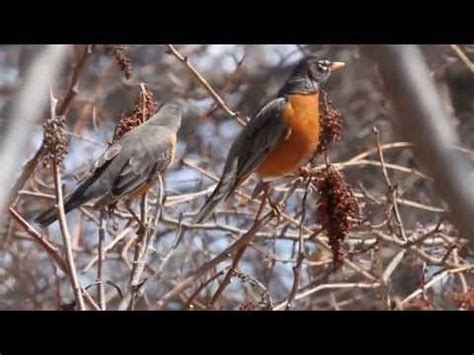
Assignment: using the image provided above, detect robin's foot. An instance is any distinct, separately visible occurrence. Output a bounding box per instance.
[268,199,283,219]
[298,166,312,178]
[262,187,283,219]
[251,181,269,199]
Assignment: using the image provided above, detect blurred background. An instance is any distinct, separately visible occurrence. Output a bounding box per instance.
[0,44,473,310]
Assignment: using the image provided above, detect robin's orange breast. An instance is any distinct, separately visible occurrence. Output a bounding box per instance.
[256,93,320,178]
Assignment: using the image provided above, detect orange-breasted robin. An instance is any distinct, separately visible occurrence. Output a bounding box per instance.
[35,103,182,226]
[193,56,345,223]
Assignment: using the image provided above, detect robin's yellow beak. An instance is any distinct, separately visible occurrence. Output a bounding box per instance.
[330,62,346,71]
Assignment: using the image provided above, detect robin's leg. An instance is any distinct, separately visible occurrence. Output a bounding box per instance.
[105,202,117,219]
[252,181,283,218]
[298,164,313,178]
[123,198,147,231]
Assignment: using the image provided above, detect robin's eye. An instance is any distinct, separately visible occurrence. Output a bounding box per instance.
[317,63,328,72]
[316,60,330,72]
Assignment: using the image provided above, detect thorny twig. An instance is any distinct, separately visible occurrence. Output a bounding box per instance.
[373,127,408,242]
[128,191,150,310]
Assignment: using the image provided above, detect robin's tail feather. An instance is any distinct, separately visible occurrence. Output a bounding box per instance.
[35,196,80,227]
[34,173,101,226]
[35,158,112,227]
[192,182,230,224]
[34,193,84,227]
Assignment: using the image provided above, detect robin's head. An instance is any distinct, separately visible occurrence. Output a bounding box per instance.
[279,56,345,95]
[149,102,182,132]
[305,56,346,84]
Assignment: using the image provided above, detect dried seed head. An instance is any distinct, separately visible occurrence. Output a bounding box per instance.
[111,85,157,144]
[318,89,343,153]
[450,287,474,310]
[239,301,256,311]
[105,45,133,80]
[42,115,69,169]
[404,296,434,310]
[313,166,358,267]
[229,269,273,310]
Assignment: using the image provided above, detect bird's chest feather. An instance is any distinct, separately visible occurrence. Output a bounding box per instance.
[257,93,320,177]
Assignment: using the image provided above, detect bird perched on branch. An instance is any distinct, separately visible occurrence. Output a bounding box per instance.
[35,103,182,226]
[193,56,345,223]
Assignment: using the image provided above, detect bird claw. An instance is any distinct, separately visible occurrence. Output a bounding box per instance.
[252,181,269,199]
[298,166,312,178]
[268,199,283,219]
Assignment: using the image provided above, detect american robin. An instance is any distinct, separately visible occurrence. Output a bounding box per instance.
[35,103,182,226]
[193,56,345,223]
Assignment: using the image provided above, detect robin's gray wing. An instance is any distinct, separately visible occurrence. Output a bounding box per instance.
[35,126,176,226]
[223,97,289,196]
[193,97,288,223]
[92,127,176,208]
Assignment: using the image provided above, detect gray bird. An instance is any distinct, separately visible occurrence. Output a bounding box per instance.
[35,103,182,226]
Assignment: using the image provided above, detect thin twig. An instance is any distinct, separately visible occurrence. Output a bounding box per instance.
[9,207,68,272]
[129,191,149,310]
[274,282,381,310]
[286,176,311,310]
[53,161,85,310]
[97,211,107,310]
[450,45,474,73]
[183,270,226,309]
[166,44,247,125]
[82,226,133,273]
[374,127,408,242]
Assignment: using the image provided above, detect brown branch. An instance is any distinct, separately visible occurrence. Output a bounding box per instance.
[166,44,247,125]
[373,127,408,242]
[53,161,85,310]
[286,176,311,310]
[450,45,474,73]
[57,45,94,116]
[9,207,68,272]
[129,191,150,310]
[203,53,246,120]
[97,211,107,310]
[274,282,381,310]
[183,270,226,310]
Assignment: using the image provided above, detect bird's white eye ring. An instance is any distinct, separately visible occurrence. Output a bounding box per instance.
[317,62,329,72]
